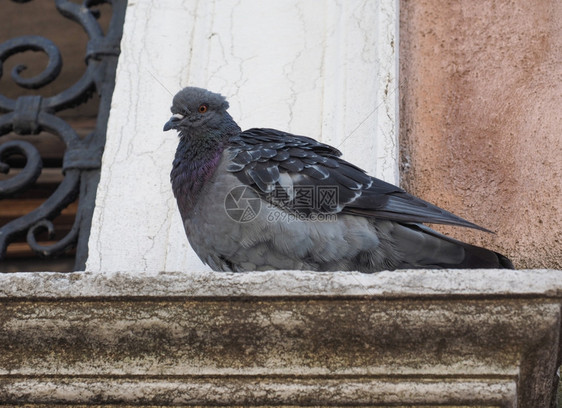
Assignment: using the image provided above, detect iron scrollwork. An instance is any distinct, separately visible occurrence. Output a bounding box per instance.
[0,0,127,270]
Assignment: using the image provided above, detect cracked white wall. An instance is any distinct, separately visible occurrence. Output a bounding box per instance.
[86,0,398,273]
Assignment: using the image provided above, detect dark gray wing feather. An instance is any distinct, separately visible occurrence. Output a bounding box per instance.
[227,128,489,232]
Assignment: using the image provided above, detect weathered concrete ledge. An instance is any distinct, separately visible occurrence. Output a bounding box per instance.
[0,269,561,407]
[2,269,562,298]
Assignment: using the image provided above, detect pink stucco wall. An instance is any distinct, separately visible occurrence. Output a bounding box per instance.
[400,1,561,269]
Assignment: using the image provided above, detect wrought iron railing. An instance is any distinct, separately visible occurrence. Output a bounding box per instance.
[0,0,126,271]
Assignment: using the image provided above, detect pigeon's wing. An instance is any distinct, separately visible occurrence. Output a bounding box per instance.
[226,128,489,231]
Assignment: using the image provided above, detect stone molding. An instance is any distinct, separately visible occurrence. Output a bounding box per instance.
[0,269,560,406]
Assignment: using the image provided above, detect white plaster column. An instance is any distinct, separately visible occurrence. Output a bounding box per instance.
[86,0,398,273]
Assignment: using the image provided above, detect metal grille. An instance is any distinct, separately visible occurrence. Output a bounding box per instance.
[0,0,127,271]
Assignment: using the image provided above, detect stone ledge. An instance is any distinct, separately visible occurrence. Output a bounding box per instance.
[0,377,516,406]
[1,269,561,299]
[0,269,560,407]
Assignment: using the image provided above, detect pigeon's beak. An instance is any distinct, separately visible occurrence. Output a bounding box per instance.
[163,117,179,132]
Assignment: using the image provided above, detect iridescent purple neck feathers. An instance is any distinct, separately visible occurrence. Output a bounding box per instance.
[170,136,225,215]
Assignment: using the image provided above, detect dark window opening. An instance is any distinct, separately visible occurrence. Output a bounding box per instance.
[0,0,127,272]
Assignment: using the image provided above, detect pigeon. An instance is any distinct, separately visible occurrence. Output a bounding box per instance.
[163,87,513,272]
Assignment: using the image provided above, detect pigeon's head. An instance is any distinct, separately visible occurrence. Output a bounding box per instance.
[163,87,230,134]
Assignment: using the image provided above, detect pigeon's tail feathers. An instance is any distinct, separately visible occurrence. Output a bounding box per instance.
[454,243,515,269]
[389,223,514,270]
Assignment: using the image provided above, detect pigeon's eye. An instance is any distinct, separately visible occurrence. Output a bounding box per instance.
[198,104,208,113]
